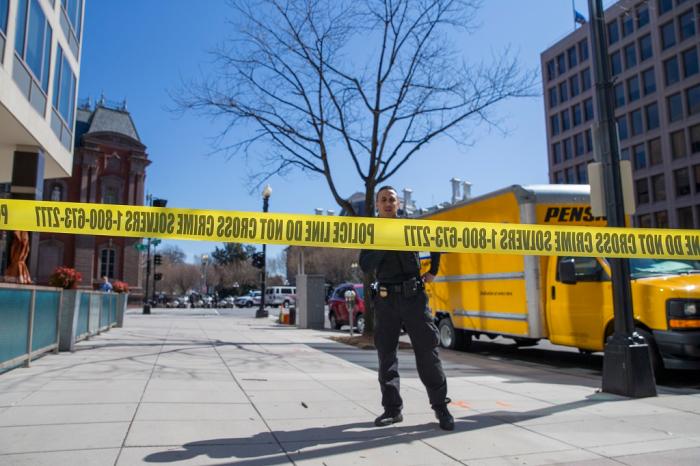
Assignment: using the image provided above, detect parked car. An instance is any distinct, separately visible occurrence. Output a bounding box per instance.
[265,286,296,307]
[235,290,262,308]
[328,283,365,333]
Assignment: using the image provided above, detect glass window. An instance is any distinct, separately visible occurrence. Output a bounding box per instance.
[636,178,650,204]
[585,128,593,152]
[621,147,631,160]
[559,81,569,102]
[661,21,676,49]
[14,0,52,92]
[574,133,585,156]
[627,76,641,102]
[624,43,637,69]
[608,20,620,45]
[577,164,588,183]
[100,248,115,280]
[555,171,565,184]
[637,3,650,28]
[581,68,591,91]
[563,138,573,160]
[675,168,691,196]
[573,103,582,127]
[552,142,562,163]
[557,53,566,75]
[617,115,628,140]
[652,174,666,201]
[584,98,594,121]
[671,129,687,159]
[639,34,653,61]
[658,0,673,15]
[568,46,578,68]
[679,10,695,41]
[694,164,700,192]
[570,75,580,97]
[49,184,62,201]
[638,214,652,227]
[579,39,589,62]
[622,14,634,37]
[642,67,656,95]
[678,206,694,228]
[649,137,663,165]
[610,51,622,75]
[664,56,680,85]
[634,143,646,169]
[655,210,669,228]
[645,102,659,130]
[682,47,699,77]
[547,60,555,81]
[565,167,575,184]
[614,82,625,107]
[1,0,9,35]
[562,109,571,131]
[52,46,77,125]
[548,87,557,108]
[690,124,700,153]
[668,92,683,121]
[687,84,700,115]
[551,114,560,135]
[61,0,83,38]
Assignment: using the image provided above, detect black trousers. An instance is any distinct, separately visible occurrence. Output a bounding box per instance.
[373,289,448,411]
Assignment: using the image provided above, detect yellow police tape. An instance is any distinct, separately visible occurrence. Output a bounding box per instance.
[0,199,699,260]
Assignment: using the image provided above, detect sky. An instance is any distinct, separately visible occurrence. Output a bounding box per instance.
[77,0,614,265]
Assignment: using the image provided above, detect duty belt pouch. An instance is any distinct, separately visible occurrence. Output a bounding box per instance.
[402,277,419,298]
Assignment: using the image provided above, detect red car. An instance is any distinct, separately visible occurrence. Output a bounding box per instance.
[328,283,365,333]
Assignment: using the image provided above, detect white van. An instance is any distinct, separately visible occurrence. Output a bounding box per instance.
[265,286,296,306]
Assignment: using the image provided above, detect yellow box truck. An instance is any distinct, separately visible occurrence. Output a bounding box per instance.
[421,184,700,373]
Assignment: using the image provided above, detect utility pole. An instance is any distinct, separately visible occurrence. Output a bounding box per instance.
[588,0,656,397]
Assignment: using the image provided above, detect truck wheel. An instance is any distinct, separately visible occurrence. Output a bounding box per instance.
[636,328,665,380]
[438,318,470,350]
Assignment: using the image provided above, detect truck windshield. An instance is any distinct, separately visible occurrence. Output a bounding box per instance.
[628,258,700,279]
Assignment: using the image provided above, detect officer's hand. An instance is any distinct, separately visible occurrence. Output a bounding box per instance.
[422,273,436,283]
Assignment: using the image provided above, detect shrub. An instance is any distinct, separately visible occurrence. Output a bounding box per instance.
[112,280,129,293]
[48,266,82,289]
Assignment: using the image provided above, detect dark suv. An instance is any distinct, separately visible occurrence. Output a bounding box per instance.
[328,283,365,333]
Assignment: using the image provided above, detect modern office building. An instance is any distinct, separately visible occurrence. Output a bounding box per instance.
[0,0,85,275]
[541,0,700,228]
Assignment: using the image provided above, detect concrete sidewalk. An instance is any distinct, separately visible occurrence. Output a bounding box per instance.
[0,311,699,466]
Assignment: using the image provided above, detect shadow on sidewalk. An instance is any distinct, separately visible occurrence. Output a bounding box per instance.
[142,394,611,465]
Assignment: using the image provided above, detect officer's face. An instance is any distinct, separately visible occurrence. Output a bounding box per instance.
[376,188,400,218]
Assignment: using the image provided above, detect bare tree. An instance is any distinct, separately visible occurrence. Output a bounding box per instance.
[177,0,535,332]
[178,0,535,216]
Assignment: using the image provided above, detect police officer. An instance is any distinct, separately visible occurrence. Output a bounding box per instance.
[359,186,454,431]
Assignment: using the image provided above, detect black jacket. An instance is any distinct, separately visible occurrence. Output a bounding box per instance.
[359,249,440,283]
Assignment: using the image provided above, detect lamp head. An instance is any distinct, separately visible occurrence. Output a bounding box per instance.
[262,184,272,199]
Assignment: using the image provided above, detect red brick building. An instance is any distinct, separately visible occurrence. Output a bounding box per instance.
[37,99,150,295]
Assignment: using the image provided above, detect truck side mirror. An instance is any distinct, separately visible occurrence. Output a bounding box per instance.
[558,259,577,285]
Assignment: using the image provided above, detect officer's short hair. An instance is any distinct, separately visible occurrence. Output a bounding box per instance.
[376,185,397,200]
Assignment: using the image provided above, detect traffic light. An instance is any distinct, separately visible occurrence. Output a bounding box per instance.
[153,254,162,266]
[154,273,163,281]
[251,252,265,269]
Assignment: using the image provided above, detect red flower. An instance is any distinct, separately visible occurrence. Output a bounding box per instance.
[48,266,82,289]
[112,280,129,293]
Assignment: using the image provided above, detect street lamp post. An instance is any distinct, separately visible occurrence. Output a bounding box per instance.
[142,196,167,315]
[256,184,272,318]
[201,254,209,295]
[587,0,656,397]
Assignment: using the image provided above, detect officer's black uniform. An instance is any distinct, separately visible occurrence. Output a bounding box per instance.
[359,248,453,429]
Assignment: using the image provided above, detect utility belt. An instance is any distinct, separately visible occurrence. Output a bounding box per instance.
[371,277,424,298]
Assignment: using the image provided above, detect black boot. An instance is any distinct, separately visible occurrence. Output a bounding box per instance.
[374,410,403,427]
[433,402,454,431]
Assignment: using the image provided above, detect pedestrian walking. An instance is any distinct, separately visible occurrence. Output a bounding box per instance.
[359,185,454,431]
